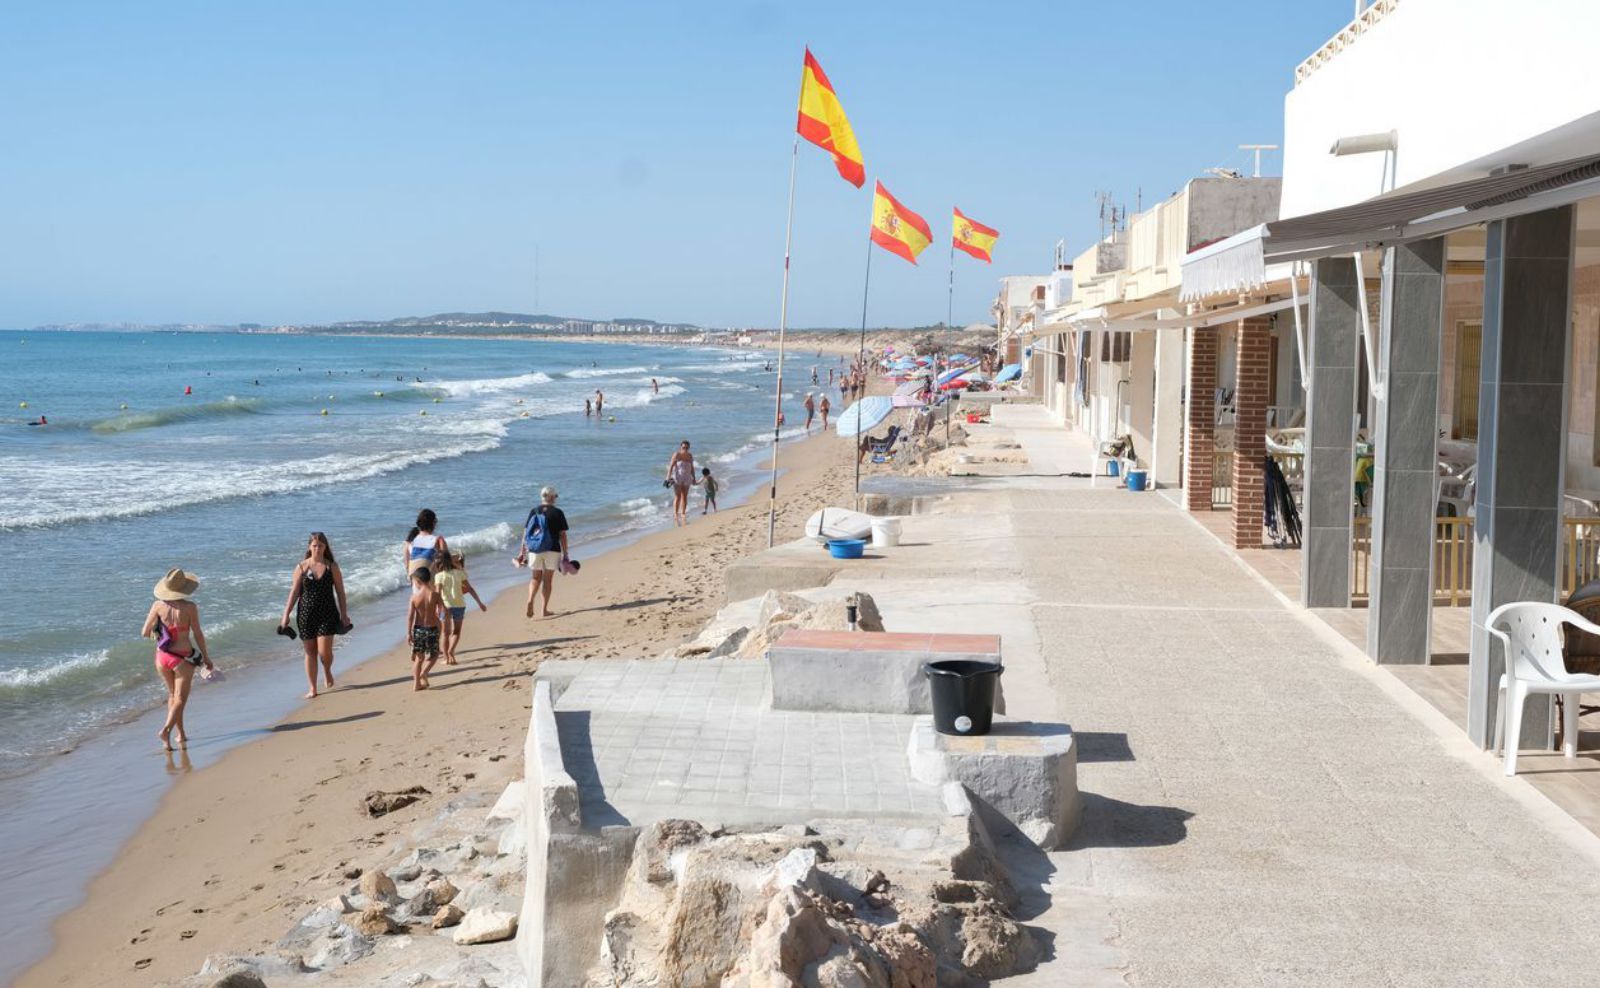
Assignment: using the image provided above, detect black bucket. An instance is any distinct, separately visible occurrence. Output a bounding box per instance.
[924,659,1002,736]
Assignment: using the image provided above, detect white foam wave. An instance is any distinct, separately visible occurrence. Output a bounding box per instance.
[611,383,686,409]
[564,365,650,379]
[416,416,511,439]
[337,521,518,603]
[0,650,111,690]
[675,362,764,374]
[619,497,660,518]
[0,434,506,531]
[424,371,552,397]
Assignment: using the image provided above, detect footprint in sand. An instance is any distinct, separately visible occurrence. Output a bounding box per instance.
[180,930,197,940]
[134,959,153,970]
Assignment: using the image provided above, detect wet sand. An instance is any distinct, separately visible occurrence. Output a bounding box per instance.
[16,427,856,987]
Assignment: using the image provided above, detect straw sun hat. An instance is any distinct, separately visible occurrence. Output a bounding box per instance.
[154,568,200,601]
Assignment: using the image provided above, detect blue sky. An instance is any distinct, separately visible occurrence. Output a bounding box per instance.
[0,1,1352,329]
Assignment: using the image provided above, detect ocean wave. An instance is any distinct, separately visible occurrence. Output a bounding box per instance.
[423,371,553,397]
[613,383,686,409]
[563,365,651,379]
[336,521,517,603]
[0,650,111,690]
[675,362,764,374]
[618,496,661,519]
[0,435,506,531]
[87,396,262,434]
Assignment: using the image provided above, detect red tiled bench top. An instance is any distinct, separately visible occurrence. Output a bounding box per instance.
[776,630,1000,654]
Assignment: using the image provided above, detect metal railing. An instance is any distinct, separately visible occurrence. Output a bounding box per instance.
[1351,516,1600,604]
[1295,0,1402,86]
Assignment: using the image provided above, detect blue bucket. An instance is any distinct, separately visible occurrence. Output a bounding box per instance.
[1106,459,1121,478]
[827,539,866,559]
[1126,469,1148,492]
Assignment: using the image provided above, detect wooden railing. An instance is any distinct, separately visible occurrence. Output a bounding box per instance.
[1351,516,1600,604]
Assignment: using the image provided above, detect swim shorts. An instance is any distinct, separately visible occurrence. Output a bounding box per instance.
[410,625,440,659]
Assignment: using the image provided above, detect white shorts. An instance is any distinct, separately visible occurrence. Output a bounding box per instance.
[531,551,562,572]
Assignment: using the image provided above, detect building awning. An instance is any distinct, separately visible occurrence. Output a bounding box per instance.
[1181,153,1600,300]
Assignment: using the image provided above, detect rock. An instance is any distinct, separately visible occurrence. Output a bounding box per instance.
[197,952,309,981]
[209,973,268,988]
[297,895,354,931]
[363,785,430,817]
[358,870,399,903]
[426,877,459,907]
[305,924,374,970]
[496,818,527,859]
[862,923,937,988]
[705,625,750,659]
[452,907,518,945]
[392,846,441,882]
[757,589,813,629]
[432,904,466,929]
[958,910,1036,978]
[453,875,520,913]
[352,904,400,936]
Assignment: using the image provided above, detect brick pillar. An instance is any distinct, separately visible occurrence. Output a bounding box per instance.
[1231,317,1272,548]
[1183,328,1217,511]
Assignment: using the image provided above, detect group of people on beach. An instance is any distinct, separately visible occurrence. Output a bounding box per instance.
[666,439,718,524]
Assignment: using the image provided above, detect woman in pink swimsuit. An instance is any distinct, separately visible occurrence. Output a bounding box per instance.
[141,568,213,750]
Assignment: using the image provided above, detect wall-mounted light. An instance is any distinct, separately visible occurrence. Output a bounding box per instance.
[1329,131,1398,156]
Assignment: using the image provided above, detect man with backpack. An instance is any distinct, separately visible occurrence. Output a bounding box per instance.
[516,486,570,618]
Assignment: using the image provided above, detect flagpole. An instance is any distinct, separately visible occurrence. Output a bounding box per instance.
[767,138,799,548]
[945,239,955,447]
[853,231,875,501]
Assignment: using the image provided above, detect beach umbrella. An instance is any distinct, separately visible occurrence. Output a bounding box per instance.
[939,378,971,391]
[962,371,990,384]
[936,366,970,384]
[995,363,1022,383]
[893,379,928,397]
[835,396,894,437]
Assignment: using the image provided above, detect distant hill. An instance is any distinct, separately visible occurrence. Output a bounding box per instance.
[329,311,696,330]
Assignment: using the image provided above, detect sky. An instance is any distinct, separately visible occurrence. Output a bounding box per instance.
[0,1,1356,330]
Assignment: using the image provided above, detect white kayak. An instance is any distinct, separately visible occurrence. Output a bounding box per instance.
[804,507,874,543]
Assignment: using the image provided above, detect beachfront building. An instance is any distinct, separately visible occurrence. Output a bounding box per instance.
[1010,174,1294,547]
[1176,0,1600,760]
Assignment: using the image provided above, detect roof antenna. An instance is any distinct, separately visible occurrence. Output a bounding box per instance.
[1239,143,1279,178]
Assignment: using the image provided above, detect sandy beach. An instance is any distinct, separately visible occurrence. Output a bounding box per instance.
[16,426,857,988]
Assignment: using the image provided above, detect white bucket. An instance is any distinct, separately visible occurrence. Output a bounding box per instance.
[870,517,902,548]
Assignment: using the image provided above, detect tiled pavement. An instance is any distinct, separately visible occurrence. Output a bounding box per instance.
[553,659,945,827]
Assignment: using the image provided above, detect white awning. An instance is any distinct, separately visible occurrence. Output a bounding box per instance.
[1180,153,1600,300]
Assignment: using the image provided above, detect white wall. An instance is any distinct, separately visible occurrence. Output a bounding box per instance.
[1281,0,1600,218]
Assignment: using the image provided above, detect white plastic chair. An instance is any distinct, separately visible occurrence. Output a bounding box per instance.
[1487,601,1600,776]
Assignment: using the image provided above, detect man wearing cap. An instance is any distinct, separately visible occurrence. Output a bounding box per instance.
[516,486,570,618]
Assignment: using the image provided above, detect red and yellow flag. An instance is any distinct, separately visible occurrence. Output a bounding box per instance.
[952,207,999,263]
[870,181,932,264]
[796,49,865,188]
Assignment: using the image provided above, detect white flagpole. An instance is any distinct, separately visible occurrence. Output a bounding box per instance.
[945,238,955,446]
[767,138,800,548]
[853,230,875,500]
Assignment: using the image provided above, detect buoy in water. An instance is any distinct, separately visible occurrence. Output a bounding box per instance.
[432,397,441,404]
[374,391,384,397]
[320,408,329,416]
[120,403,128,410]
[419,410,428,416]
[184,386,192,395]
[608,415,616,422]
[520,411,529,418]
[328,394,335,400]
[18,401,27,409]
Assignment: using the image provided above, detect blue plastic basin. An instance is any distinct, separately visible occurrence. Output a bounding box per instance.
[827,539,866,559]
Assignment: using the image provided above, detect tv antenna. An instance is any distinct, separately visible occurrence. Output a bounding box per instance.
[1239,143,1279,178]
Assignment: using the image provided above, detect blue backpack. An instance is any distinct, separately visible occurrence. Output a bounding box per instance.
[523,508,549,553]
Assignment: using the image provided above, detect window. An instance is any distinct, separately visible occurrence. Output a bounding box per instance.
[1452,322,1481,441]
[1100,331,1131,363]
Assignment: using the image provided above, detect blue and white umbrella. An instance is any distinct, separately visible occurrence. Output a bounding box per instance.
[937,365,976,384]
[995,363,1022,383]
[834,395,895,437]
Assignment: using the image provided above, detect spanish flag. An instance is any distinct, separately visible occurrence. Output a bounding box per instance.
[870,181,932,264]
[952,207,999,263]
[796,49,865,188]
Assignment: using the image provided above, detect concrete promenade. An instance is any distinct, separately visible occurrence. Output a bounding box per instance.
[979,405,1600,984]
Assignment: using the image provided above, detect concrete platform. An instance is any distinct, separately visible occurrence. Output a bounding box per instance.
[907,716,1080,849]
[768,629,1002,715]
[549,659,947,828]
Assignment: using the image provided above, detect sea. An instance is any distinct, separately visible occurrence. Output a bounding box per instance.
[0,328,834,983]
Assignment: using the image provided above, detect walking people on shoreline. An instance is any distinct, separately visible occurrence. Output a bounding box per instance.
[803,392,816,432]
[433,550,486,665]
[819,394,831,429]
[403,509,449,573]
[142,569,213,750]
[517,486,571,617]
[406,564,444,690]
[279,532,351,699]
[698,466,719,514]
[666,440,697,525]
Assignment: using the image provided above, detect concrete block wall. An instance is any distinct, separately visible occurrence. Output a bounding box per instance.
[1184,328,1218,511]
[1232,317,1273,548]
